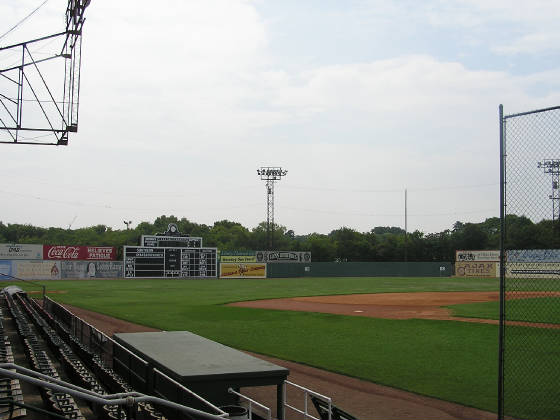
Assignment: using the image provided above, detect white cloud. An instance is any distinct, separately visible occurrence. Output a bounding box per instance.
[493,31,560,55]
[2,0,560,234]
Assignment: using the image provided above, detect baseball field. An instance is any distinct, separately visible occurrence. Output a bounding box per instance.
[12,276,559,419]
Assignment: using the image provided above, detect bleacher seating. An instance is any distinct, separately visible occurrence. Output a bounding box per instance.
[0,310,26,419]
[37,299,166,419]
[3,291,165,420]
[5,292,85,420]
[310,395,357,420]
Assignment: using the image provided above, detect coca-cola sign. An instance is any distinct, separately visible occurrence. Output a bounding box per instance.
[47,246,80,259]
[43,245,116,261]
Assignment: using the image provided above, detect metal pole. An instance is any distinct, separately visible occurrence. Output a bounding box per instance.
[267,180,274,250]
[404,188,408,263]
[498,104,505,420]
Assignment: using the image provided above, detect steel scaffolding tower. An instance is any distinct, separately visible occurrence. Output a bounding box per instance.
[0,0,91,145]
[257,167,287,250]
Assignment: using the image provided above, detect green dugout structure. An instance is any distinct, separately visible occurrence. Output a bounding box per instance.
[266,261,452,278]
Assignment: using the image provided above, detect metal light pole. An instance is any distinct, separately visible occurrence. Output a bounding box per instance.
[404,188,408,262]
[257,167,287,250]
[124,220,132,230]
[537,159,560,221]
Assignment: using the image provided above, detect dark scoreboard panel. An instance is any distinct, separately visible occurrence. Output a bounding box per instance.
[124,247,217,278]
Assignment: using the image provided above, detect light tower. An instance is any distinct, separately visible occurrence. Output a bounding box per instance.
[257,167,287,250]
[537,159,560,221]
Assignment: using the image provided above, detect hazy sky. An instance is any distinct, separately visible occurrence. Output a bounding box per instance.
[1,0,560,235]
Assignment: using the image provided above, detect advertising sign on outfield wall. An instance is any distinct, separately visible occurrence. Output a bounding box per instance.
[14,261,61,280]
[506,262,560,278]
[60,261,123,279]
[220,263,266,278]
[456,250,500,262]
[455,261,499,277]
[0,244,43,260]
[256,251,311,263]
[506,249,560,263]
[43,245,117,260]
[221,255,257,263]
[0,261,12,280]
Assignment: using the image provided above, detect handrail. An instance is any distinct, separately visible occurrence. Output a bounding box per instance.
[0,363,226,420]
[284,380,332,420]
[0,275,46,301]
[113,339,149,367]
[228,387,272,420]
[0,397,65,420]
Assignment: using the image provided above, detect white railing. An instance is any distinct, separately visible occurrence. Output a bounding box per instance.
[0,363,227,420]
[284,380,332,420]
[228,387,272,420]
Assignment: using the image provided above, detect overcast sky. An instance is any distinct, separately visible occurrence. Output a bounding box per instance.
[1,0,560,236]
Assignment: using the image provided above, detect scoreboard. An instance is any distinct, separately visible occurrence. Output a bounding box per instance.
[124,247,217,278]
[141,235,202,248]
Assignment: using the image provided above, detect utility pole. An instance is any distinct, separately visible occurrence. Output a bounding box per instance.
[257,167,287,250]
[404,188,408,262]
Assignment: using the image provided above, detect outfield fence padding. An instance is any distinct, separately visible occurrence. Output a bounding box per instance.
[267,262,451,278]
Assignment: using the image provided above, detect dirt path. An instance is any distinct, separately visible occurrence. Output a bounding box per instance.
[61,302,499,420]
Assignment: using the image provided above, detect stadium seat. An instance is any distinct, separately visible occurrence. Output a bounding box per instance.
[310,395,357,420]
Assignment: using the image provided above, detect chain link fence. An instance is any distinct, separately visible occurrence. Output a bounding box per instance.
[499,105,560,419]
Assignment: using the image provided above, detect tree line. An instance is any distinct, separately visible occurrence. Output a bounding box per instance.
[1,214,558,262]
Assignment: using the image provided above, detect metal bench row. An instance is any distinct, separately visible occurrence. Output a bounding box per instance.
[30,297,166,420]
[0,311,26,419]
[5,292,85,419]
[18,294,166,420]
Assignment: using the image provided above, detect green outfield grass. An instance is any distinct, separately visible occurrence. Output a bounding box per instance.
[9,276,559,418]
[448,296,560,324]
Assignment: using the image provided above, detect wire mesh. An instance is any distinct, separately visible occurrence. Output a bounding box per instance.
[500,105,560,419]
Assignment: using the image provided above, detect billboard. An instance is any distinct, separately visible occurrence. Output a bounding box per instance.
[60,261,123,279]
[43,245,117,260]
[220,263,266,278]
[455,262,499,277]
[506,262,560,278]
[14,260,61,280]
[456,250,500,262]
[0,244,43,260]
[0,261,13,280]
[221,255,257,263]
[256,251,311,263]
[506,249,560,263]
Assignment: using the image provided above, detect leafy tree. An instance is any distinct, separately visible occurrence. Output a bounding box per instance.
[2,213,556,263]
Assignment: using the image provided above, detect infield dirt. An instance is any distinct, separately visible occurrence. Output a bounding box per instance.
[230,291,560,328]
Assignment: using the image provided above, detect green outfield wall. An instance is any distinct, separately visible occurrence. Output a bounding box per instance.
[266,261,452,278]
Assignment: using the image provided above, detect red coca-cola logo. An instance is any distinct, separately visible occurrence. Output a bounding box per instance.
[47,246,80,259]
